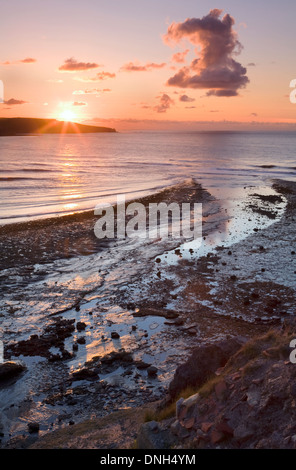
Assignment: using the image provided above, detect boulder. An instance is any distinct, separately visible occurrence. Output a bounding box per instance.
[0,361,26,381]
[168,336,246,398]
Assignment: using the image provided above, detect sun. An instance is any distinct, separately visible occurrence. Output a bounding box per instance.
[59,109,76,122]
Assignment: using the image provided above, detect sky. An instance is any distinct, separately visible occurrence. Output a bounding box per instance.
[0,0,296,130]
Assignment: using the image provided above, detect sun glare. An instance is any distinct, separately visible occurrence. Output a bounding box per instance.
[59,110,76,122]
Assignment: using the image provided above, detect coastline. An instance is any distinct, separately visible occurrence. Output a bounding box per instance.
[1,178,296,448]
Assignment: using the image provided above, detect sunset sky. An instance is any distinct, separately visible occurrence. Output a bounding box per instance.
[1,0,296,130]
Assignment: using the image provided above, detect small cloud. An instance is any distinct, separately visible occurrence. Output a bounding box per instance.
[120,61,166,72]
[20,57,37,63]
[59,57,100,72]
[72,101,87,106]
[153,93,174,113]
[247,62,256,67]
[250,112,258,117]
[1,58,37,65]
[3,98,27,105]
[72,88,111,95]
[179,94,195,103]
[43,102,49,106]
[74,71,116,82]
[47,78,63,83]
[206,89,238,97]
[185,106,196,109]
[171,49,189,64]
[210,110,219,112]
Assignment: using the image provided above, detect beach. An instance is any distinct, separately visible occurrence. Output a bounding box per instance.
[1,159,296,447]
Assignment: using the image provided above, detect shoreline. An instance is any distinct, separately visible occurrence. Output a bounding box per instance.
[1,178,296,448]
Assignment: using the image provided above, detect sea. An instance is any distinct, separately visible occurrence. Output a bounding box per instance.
[1,130,296,224]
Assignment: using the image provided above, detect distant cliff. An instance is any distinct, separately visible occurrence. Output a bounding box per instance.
[0,117,116,135]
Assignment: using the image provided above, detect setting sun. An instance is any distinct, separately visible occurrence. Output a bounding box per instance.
[59,109,76,122]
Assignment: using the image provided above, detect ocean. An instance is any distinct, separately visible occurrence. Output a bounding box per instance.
[1,130,296,224]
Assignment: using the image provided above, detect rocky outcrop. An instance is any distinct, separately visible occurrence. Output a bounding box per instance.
[168,336,247,399]
[138,325,296,449]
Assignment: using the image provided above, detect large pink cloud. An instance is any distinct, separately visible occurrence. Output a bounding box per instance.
[163,9,249,96]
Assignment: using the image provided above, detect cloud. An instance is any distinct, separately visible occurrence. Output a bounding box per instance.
[206,89,239,97]
[72,101,87,106]
[74,71,116,82]
[1,57,37,65]
[3,98,27,105]
[171,49,189,63]
[47,78,63,83]
[72,88,111,95]
[153,94,174,113]
[250,112,258,117]
[179,94,195,102]
[20,57,37,63]
[247,62,256,67]
[59,57,100,72]
[164,9,249,97]
[120,61,166,72]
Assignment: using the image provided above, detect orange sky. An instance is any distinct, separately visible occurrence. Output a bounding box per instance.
[1,0,296,130]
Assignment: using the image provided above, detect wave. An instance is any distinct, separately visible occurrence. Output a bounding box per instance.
[0,176,47,181]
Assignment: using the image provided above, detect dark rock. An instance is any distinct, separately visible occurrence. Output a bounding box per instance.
[100,350,133,365]
[169,337,246,399]
[28,422,39,434]
[111,331,120,339]
[71,368,99,381]
[77,337,86,344]
[137,421,177,449]
[0,361,26,381]
[135,360,151,370]
[165,311,179,319]
[76,321,86,331]
[147,366,158,377]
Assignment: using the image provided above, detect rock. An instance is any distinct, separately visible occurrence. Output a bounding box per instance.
[28,422,39,434]
[165,311,179,320]
[216,420,234,436]
[71,368,99,381]
[76,321,86,331]
[0,361,26,381]
[135,360,151,370]
[211,430,225,444]
[111,331,120,339]
[215,380,227,400]
[77,337,86,344]
[147,366,158,377]
[169,337,246,399]
[137,421,177,449]
[233,424,254,442]
[201,422,213,433]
